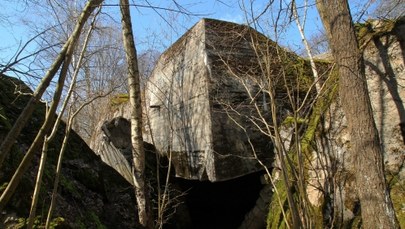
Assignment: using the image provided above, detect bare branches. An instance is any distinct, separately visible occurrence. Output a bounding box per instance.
[103,2,206,17]
[0,0,104,212]
[28,8,100,227]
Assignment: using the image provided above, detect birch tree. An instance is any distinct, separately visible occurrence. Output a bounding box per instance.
[120,0,152,227]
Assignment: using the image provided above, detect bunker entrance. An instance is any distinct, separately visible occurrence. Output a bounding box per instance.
[174,171,265,229]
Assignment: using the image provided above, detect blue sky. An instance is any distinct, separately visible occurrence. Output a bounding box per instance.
[0,1,323,59]
[0,0,384,80]
[126,0,324,53]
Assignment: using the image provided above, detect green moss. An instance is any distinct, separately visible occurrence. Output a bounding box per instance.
[60,175,80,199]
[87,211,107,229]
[0,107,12,130]
[355,17,402,49]
[388,174,405,228]
[301,69,338,150]
[278,53,314,93]
[266,66,338,229]
[282,116,308,127]
[110,93,129,106]
[267,180,289,228]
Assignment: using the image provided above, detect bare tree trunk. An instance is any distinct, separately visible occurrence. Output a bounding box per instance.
[119,0,152,227]
[0,0,103,212]
[30,12,100,228]
[27,133,49,229]
[0,0,103,168]
[44,11,100,227]
[316,1,399,228]
[45,114,73,228]
[0,54,67,212]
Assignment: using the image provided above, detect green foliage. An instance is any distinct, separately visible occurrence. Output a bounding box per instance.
[10,216,64,228]
[15,218,26,228]
[48,217,65,229]
[0,182,8,192]
[76,220,87,229]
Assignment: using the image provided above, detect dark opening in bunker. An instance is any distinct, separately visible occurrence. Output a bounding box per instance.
[174,171,265,229]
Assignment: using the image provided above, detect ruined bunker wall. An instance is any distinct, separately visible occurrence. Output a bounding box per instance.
[146,20,213,180]
[204,19,275,180]
[145,18,324,181]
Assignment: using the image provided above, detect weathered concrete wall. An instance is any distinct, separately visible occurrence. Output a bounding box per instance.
[205,19,273,180]
[146,19,275,181]
[146,20,213,180]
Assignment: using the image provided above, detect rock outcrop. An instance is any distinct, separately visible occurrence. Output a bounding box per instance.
[0,75,140,228]
[88,95,134,184]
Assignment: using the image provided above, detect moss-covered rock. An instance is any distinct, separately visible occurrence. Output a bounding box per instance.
[388,174,405,228]
[0,75,142,228]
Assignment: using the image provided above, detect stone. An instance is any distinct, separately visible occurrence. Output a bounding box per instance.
[0,75,140,228]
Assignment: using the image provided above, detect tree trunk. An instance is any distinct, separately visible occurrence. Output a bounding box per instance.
[44,12,99,227]
[27,135,49,229]
[316,1,399,228]
[0,0,103,168]
[0,0,103,212]
[119,0,152,227]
